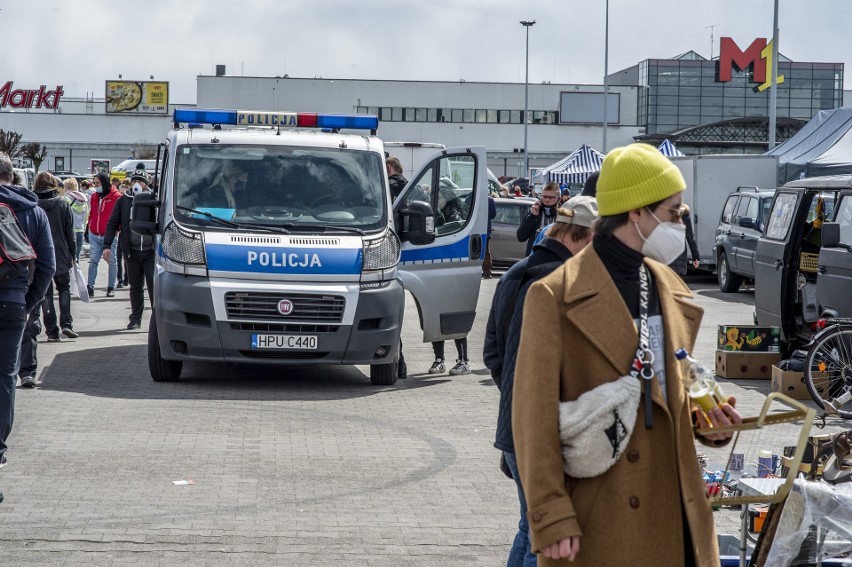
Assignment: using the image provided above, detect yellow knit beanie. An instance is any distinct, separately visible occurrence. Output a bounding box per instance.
[596,143,686,216]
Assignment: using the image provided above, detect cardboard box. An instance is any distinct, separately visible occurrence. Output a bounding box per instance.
[771,366,827,400]
[718,325,781,352]
[771,366,810,400]
[715,351,781,379]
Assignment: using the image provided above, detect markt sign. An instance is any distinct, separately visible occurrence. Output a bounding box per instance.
[0,81,64,109]
[717,37,784,92]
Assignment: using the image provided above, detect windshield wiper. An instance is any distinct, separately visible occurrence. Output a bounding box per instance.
[176,205,240,229]
[177,206,290,235]
[282,223,365,236]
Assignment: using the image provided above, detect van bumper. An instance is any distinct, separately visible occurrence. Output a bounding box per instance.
[154,272,403,366]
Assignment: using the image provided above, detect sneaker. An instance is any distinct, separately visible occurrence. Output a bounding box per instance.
[126,321,141,330]
[428,359,445,374]
[46,335,61,342]
[449,359,471,376]
[0,455,7,468]
[115,282,125,289]
[61,327,79,339]
[0,490,4,504]
[20,374,37,388]
[106,288,115,297]
[87,286,95,297]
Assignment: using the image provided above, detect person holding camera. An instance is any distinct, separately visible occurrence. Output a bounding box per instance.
[516,182,560,256]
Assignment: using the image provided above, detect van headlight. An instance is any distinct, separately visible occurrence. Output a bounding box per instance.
[363,230,400,271]
[162,222,206,265]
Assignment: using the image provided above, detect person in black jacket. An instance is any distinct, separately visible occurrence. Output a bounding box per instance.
[484,196,598,566]
[386,156,407,201]
[103,170,155,330]
[31,173,76,342]
[515,182,560,256]
[0,153,55,503]
[669,203,700,275]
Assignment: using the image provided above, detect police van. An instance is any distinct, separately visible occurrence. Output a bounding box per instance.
[131,108,488,385]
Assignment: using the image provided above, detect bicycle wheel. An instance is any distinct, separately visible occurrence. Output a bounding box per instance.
[803,325,852,419]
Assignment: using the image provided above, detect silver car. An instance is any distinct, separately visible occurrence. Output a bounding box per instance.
[490,197,537,266]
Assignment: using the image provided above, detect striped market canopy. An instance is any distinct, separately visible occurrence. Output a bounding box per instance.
[657,139,685,157]
[541,144,605,185]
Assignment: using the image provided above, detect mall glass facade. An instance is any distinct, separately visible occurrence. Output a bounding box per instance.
[638,59,844,135]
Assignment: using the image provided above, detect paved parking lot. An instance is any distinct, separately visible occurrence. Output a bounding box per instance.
[0,269,844,565]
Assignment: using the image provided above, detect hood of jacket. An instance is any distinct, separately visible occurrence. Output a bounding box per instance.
[0,183,39,212]
[35,190,63,210]
[67,190,87,203]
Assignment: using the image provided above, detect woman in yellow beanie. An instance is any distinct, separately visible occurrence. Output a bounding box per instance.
[512,143,742,566]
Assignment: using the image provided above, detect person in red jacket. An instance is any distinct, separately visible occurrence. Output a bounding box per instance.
[85,173,121,297]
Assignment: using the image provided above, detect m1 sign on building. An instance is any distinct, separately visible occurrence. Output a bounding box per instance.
[717,37,784,92]
[0,81,64,109]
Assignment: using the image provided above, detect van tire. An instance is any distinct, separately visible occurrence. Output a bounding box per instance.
[370,361,398,386]
[717,251,742,293]
[148,315,182,382]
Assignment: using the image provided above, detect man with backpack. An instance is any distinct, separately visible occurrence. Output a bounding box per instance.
[0,152,55,505]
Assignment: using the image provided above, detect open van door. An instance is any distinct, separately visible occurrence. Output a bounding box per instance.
[394,146,488,343]
[754,190,804,344]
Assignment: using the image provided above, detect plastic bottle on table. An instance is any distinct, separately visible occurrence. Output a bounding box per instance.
[675,348,727,419]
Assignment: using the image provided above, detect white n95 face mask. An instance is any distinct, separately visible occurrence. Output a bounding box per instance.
[635,209,686,265]
[132,182,143,194]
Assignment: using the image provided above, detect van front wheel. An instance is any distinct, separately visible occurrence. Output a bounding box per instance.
[148,315,182,382]
[370,361,398,386]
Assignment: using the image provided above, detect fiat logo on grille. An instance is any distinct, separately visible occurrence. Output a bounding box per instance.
[277,299,294,316]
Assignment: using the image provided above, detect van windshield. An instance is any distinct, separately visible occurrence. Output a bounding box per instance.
[173,145,386,232]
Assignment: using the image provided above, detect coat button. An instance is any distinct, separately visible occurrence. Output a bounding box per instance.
[627,450,640,463]
[532,513,543,522]
[629,496,640,509]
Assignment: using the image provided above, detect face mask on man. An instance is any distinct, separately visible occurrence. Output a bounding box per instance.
[132,182,143,194]
[634,208,686,264]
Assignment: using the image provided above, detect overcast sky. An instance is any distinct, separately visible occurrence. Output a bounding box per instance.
[2,0,850,104]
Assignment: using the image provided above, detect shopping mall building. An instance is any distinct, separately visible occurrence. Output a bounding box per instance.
[0,37,846,178]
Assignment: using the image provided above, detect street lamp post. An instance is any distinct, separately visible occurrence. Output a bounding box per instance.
[768,0,779,149]
[521,20,535,181]
[602,0,609,153]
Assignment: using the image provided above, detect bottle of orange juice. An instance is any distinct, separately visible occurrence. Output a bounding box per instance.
[675,348,727,422]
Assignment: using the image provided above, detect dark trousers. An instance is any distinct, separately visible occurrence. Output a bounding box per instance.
[116,235,127,284]
[432,338,468,361]
[0,302,27,459]
[42,271,72,337]
[19,306,41,378]
[482,236,493,276]
[128,248,155,324]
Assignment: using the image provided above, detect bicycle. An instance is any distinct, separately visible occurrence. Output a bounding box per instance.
[803,318,852,419]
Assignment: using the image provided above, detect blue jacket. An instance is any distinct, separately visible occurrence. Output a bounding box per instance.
[0,183,55,312]
[483,237,572,453]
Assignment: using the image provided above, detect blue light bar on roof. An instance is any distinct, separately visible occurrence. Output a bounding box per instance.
[173,108,378,131]
[174,108,237,125]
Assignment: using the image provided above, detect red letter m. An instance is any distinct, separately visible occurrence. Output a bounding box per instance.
[718,37,767,83]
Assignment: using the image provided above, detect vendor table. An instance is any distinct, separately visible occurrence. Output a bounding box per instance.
[736,478,786,567]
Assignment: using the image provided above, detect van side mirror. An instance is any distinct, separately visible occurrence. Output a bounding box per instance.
[399,200,435,245]
[131,192,161,236]
[738,217,755,229]
[822,222,840,248]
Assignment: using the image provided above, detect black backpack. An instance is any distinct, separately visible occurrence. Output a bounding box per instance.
[0,203,36,287]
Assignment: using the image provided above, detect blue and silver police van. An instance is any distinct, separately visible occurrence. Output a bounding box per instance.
[131,108,488,385]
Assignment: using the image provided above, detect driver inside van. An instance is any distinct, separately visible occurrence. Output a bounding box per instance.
[188,162,247,210]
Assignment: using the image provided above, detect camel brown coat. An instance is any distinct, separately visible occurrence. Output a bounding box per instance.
[512,244,720,567]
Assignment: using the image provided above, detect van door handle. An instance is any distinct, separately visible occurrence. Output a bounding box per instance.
[775,260,783,269]
[470,234,483,260]
[818,266,826,274]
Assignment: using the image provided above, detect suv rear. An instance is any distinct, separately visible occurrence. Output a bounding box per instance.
[715,186,775,292]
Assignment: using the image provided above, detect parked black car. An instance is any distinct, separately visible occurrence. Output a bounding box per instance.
[715,186,775,292]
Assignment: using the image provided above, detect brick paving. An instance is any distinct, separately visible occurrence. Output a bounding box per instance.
[0,269,843,565]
